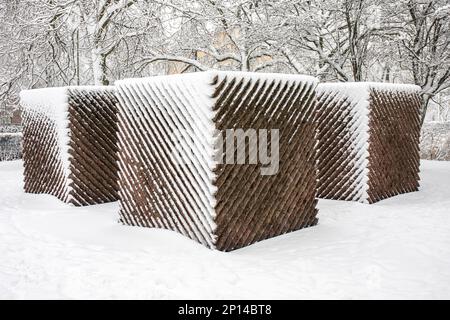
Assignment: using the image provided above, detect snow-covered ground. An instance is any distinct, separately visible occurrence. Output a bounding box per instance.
[0,160,449,299]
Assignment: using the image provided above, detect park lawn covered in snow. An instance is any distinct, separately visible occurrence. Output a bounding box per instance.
[0,159,449,299]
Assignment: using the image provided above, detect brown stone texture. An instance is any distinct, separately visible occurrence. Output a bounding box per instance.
[316,83,421,204]
[11,109,22,125]
[115,71,319,251]
[21,87,119,206]
[367,88,421,202]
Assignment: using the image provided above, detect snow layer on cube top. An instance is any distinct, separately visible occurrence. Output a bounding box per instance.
[116,72,217,108]
[20,86,116,112]
[211,70,318,84]
[20,87,68,113]
[366,82,421,93]
[117,71,318,90]
[318,82,421,102]
[68,85,116,93]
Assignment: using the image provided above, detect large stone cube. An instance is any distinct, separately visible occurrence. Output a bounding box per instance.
[316,83,421,203]
[115,71,319,251]
[20,87,119,205]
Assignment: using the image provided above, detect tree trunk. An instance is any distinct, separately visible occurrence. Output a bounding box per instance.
[91,49,109,86]
[420,94,432,127]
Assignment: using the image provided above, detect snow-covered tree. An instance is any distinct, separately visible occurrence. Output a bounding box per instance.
[137,0,282,72]
[0,0,448,125]
[396,0,450,124]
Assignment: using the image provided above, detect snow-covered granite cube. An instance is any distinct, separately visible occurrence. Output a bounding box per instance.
[20,86,119,206]
[115,71,319,251]
[316,82,422,203]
